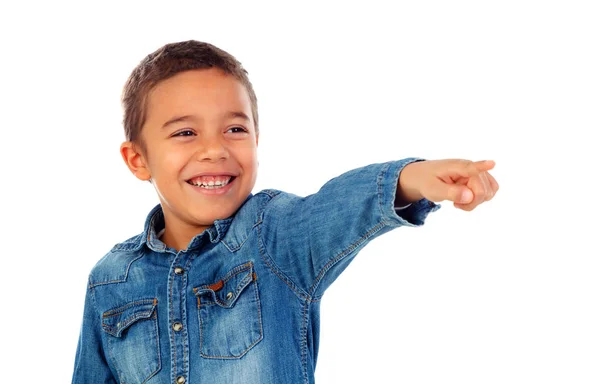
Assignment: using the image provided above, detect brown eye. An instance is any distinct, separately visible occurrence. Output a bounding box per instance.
[173,130,195,137]
[228,127,247,133]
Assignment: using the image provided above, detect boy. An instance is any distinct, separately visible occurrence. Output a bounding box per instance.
[72,40,498,384]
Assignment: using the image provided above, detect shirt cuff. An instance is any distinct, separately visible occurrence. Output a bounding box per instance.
[380,157,442,227]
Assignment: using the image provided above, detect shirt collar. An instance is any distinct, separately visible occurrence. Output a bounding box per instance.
[141,193,253,252]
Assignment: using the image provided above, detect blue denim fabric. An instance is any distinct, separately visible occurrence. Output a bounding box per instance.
[72,157,441,384]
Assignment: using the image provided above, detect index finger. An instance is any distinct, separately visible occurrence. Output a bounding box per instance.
[452,159,495,177]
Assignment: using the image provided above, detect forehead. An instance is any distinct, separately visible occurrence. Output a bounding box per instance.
[145,68,251,126]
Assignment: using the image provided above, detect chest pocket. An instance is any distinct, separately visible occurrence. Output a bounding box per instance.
[102,298,161,383]
[193,261,263,359]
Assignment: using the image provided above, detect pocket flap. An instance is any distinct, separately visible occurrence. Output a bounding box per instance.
[102,298,158,337]
[193,262,256,308]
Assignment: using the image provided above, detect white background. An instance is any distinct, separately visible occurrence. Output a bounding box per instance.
[1,1,598,383]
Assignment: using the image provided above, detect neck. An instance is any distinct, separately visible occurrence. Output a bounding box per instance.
[159,214,211,252]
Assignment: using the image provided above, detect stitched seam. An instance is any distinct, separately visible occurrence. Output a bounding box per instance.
[301,297,310,384]
[142,310,161,383]
[258,189,280,198]
[89,279,126,288]
[220,207,263,252]
[111,242,143,252]
[198,277,264,359]
[182,256,196,380]
[209,277,252,307]
[102,312,153,334]
[89,252,145,288]
[102,299,155,317]
[309,221,386,297]
[380,159,432,226]
[221,240,235,253]
[90,284,117,381]
[221,262,253,283]
[256,197,309,300]
[253,274,264,351]
[105,308,159,383]
[198,291,205,358]
[196,262,252,289]
[220,228,251,252]
[111,234,144,252]
[192,262,254,305]
[377,162,390,223]
[257,223,309,301]
[169,256,177,380]
[103,298,159,383]
[221,234,250,252]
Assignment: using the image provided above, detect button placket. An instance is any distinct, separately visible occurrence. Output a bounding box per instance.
[169,252,190,383]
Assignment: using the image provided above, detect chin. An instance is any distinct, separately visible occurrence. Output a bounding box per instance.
[192,206,235,221]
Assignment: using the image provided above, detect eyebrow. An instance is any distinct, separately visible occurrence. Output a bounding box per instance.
[161,111,251,129]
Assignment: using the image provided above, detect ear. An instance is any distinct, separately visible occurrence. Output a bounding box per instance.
[120,141,151,181]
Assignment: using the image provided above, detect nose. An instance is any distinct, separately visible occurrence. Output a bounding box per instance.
[195,133,229,162]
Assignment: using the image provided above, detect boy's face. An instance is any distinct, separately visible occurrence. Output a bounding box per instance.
[121,68,259,242]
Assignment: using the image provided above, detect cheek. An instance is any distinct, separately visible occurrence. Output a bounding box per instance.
[241,155,258,174]
[236,144,258,165]
[150,147,190,178]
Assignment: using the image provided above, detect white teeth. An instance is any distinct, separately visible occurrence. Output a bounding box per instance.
[189,176,232,188]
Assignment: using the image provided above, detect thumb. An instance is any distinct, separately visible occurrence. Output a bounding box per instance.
[449,185,474,204]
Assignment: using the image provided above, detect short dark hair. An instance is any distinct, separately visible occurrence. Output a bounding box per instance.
[121,40,259,155]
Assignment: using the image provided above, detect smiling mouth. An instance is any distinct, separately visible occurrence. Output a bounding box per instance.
[186,176,236,189]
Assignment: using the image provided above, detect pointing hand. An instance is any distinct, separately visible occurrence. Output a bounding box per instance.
[397,159,499,211]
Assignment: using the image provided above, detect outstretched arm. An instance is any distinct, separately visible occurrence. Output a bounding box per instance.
[260,158,442,299]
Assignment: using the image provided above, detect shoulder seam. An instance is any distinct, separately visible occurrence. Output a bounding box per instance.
[110,233,144,252]
[256,192,310,301]
[254,188,282,199]
[309,220,387,299]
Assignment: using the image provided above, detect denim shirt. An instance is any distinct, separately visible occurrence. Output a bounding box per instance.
[72,157,441,384]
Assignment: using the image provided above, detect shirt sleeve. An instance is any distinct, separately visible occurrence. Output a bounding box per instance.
[72,278,116,384]
[260,157,442,299]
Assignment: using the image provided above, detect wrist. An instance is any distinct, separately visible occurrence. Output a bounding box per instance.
[396,163,424,204]
[395,187,423,205]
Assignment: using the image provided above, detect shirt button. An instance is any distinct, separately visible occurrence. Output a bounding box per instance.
[176,376,185,384]
[173,322,183,332]
[174,267,184,275]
